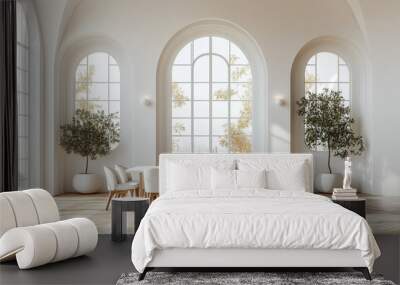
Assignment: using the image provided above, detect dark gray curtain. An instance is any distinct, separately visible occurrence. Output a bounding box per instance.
[0,0,18,192]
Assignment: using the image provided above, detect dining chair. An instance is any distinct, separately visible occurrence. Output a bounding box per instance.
[143,167,159,203]
[103,166,139,210]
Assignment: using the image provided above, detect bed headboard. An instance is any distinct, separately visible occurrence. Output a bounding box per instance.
[159,153,314,195]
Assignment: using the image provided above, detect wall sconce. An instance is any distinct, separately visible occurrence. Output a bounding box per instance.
[273,95,286,106]
[141,96,153,106]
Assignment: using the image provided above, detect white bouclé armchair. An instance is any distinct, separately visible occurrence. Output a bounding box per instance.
[0,189,98,269]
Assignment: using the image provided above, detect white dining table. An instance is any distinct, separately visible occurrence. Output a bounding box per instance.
[126,166,158,197]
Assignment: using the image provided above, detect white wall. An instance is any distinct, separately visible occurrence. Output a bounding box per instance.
[33,0,400,196]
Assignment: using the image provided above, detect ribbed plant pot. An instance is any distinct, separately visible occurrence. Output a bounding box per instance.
[72,174,102,194]
[315,173,342,193]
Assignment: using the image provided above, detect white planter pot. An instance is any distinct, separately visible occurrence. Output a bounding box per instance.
[72,174,102,194]
[315,173,342,193]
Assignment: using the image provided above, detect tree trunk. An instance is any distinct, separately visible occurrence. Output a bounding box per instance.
[85,156,89,174]
[327,140,332,174]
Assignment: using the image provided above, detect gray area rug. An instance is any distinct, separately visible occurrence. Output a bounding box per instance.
[117,272,396,285]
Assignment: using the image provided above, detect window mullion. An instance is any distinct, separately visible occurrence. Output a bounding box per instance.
[209,37,213,153]
[190,41,195,153]
[228,40,231,153]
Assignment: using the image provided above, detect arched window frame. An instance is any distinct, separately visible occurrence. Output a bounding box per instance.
[157,20,268,156]
[171,36,253,153]
[62,39,125,152]
[291,37,366,153]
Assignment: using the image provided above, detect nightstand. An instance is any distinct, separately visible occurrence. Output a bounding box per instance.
[332,198,366,218]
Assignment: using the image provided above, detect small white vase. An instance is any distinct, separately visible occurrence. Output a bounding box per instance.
[72,174,102,194]
[315,173,342,193]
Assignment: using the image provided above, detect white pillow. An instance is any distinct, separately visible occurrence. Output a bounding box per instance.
[237,169,267,189]
[114,165,129,183]
[168,163,211,191]
[211,168,236,190]
[266,162,307,191]
[238,159,308,191]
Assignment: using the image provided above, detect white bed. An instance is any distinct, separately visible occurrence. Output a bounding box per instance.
[131,154,380,280]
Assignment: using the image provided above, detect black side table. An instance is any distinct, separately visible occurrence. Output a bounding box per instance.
[112,197,149,241]
[332,198,366,218]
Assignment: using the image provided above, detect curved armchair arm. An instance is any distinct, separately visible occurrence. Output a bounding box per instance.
[0,218,98,269]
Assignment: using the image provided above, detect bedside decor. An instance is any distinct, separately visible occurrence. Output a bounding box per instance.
[60,109,120,193]
[297,89,364,193]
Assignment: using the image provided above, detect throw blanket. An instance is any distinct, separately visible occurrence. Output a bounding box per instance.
[131,190,380,272]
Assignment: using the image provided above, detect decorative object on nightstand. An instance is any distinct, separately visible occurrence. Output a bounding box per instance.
[112,197,149,242]
[332,157,358,200]
[297,89,364,193]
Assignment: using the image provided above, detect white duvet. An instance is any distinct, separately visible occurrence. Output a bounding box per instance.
[131,190,380,272]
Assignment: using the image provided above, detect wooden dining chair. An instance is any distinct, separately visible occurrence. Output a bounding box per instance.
[103,166,139,210]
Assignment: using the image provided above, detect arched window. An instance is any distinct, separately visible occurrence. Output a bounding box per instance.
[171,36,253,153]
[74,52,120,127]
[305,52,351,104]
[17,1,29,189]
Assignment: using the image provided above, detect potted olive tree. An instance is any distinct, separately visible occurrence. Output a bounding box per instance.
[60,109,120,193]
[297,89,364,193]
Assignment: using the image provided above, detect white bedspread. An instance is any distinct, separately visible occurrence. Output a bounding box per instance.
[131,190,380,272]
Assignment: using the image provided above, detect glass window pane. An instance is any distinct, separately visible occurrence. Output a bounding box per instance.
[212,37,229,61]
[316,52,338,82]
[212,101,228,117]
[88,52,109,82]
[193,101,209,117]
[230,43,248,64]
[172,136,191,153]
[230,135,252,153]
[75,65,87,82]
[231,101,251,118]
[75,82,88,100]
[339,65,350,82]
[172,82,191,101]
[194,56,209,82]
[194,137,209,153]
[194,37,209,58]
[339,83,351,100]
[18,116,28,137]
[212,136,229,153]
[231,118,252,135]
[305,83,316,94]
[109,83,120,100]
[212,119,228,135]
[231,65,251,82]
[174,43,191,64]
[194,119,209,135]
[193,83,209,100]
[109,101,120,115]
[212,83,229,100]
[317,83,338,94]
[109,65,120,82]
[231,83,251,100]
[172,119,191,135]
[89,101,108,113]
[172,100,191,117]
[109,56,117,65]
[305,65,316,82]
[75,100,87,110]
[172,65,191,82]
[18,137,29,160]
[88,83,108,100]
[212,55,228,82]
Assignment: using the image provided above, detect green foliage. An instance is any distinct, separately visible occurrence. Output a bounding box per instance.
[297,89,364,173]
[60,109,120,173]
